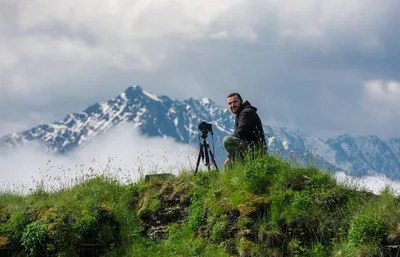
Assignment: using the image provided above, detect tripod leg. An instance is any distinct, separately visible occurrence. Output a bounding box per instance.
[205,144,211,171]
[207,144,218,171]
[195,144,204,174]
[201,139,211,171]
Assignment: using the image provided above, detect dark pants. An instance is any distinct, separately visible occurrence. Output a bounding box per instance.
[223,136,250,161]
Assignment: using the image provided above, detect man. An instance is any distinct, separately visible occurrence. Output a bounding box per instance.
[223,93,267,168]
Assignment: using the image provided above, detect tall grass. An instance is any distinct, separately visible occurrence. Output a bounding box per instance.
[1,151,400,256]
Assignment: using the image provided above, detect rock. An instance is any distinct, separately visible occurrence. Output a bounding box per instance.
[139,194,190,241]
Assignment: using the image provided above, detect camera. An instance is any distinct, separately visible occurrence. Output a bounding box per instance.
[198,121,213,134]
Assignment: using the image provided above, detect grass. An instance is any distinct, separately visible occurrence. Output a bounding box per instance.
[1,151,400,256]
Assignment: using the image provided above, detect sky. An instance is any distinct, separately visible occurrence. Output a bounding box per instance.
[0,0,400,142]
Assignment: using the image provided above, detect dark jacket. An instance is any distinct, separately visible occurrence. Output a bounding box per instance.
[233,101,267,152]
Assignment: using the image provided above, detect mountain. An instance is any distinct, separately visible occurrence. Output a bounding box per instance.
[0,85,234,157]
[1,85,399,180]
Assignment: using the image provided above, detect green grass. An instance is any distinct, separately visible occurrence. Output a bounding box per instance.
[1,152,400,256]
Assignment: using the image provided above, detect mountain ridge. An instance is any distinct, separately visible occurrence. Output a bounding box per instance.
[1,85,399,180]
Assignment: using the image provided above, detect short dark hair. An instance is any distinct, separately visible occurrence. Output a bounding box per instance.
[227,93,243,102]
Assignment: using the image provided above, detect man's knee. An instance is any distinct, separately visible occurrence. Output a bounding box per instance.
[223,136,236,149]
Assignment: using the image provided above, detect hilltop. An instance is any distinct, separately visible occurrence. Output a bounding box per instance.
[1,152,400,257]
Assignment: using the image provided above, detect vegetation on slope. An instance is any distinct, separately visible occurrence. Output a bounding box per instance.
[1,153,400,256]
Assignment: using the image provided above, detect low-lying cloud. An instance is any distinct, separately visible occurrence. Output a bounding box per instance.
[2,122,400,197]
[0,123,199,194]
[334,171,400,196]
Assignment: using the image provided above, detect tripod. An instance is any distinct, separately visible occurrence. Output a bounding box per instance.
[195,131,218,174]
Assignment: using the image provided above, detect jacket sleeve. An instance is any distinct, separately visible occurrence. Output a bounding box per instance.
[232,109,254,139]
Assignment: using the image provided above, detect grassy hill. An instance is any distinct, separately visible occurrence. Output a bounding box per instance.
[1,153,400,256]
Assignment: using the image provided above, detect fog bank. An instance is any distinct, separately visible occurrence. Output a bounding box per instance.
[2,123,400,197]
[0,124,198,194]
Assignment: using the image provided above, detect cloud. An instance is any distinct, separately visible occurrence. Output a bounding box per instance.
[357,80,400,137]
[362,80,400,118]
[0,111,57,139]
[3,123,400,198]
[3,120,400,198]
[0,123,199,194]
[0,0,399,140]
[269,0,396,50]
[1,0,397,94]
[334,171,400,196]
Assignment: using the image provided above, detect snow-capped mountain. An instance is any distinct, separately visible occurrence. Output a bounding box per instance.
[0,85,234,158]
[1,85,399,179]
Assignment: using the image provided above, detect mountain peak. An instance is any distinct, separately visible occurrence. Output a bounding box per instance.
[130,84,142,90]
[200,97,211,104]
[125,85,142,92]
[122,85,164,103]
[123,85,143,98]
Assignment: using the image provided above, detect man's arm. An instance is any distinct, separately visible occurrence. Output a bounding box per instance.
[232,109,254,139]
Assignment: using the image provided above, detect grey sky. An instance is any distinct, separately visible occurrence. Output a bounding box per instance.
[1,0,399,140]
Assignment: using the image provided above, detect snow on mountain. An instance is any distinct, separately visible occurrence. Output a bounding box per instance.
[354,135,400,178]
[1,85,399,179]
[265,126,337,172]
[326,134,374,176]
[326,134,400,179]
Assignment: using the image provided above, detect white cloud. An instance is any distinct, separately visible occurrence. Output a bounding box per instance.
[0,111,57,137]
[0,123,199,194]
[4,121,400,197]
[271,0,390,44]
[0,120,32,137]
[1,0,397,98]
[334,171,400,196]
[0,44,19,71]
[362,80,400,119]
[0,0,399,140]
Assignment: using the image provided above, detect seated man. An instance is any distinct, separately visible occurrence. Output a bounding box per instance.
[223,93,267,168]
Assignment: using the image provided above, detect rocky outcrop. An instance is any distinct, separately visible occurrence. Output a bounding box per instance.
[139,194,190,241]
[136,175,192,241]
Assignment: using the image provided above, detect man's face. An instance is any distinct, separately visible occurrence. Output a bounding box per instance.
[227,95,241,114]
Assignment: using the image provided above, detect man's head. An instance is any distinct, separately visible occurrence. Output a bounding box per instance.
[227,93,243,114]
